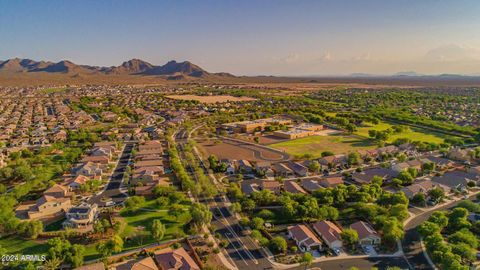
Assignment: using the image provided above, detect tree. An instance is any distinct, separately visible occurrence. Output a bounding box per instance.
[341,228,359,249]
[448,207,471,231]
[47,237,85,268]
[168,203,184,221]
[347,152,360,165]
[448,228,478,249]
[96,234,124,258]
[124,196,145,212]
[269,236,287,253]
[411,193,426,207]
[451,242,476,263]
[151,220,166,243]
[230,202,242,213]
[381,219,404,245]
[428,211,448,229]
[428,187,445,203]
[301,252,313,269]
[190,203,212,228]
[43,257,62,270]
[257,209,275,220]
[308,160,321,173]
[18,220,43,239]
[250,217,265,230]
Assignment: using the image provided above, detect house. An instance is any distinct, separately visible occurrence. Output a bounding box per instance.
[260,180,281,194]
[425,156,455,170]
[241,180,260,196]
[154,247,200,270]
[352,168,397,185]
[318,176,344,188]
[63,203,98,228]
[138,141,163,152]
[255,161,274,178]
[284,180,307,194]
[73,162,103,179]
[132,166,164,185]
[236,159,253,174]
[467,165,480,175]
[319,154,346,168]
[222,159,235,175]
[112,256,159,270]
[350,221,381,246]
[312,220,343,249]
[272,163,294,177]
[392,159,423,173]
[432,169,479,191]
[288,224,323,252]
[81,155,110,164]
[288,161,309,176]
[23,195,71,220]
[135,159,163,169]
[44,184,70,198]
[68,175,91,190]
[377,145,399,156]
[401,180,447,199]
[301,178,323,193]
[448,147,472,162]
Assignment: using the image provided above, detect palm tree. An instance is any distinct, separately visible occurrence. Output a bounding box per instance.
[43,257,62,270]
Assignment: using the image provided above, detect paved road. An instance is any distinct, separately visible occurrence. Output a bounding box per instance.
[210,196,273,270]
[88,142,134,207]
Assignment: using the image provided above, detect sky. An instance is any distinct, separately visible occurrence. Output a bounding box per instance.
[2,0,480,76]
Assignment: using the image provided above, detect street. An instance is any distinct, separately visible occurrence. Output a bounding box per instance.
[88,142,135,207]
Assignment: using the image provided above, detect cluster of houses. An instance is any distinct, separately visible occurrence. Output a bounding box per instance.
[14,141,122,229]
[130,140,170,196]
[287,220,381,253]
[0,96,94,150]
[75,246,200,270]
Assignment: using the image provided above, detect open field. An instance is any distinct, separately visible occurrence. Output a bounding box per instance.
[270,133,376,158]
[355,121,449,143]
[0,236,48,255]
[166,94,256,104]
[41,87,67,94]
[199,139,289,161]
[119,199,190,250]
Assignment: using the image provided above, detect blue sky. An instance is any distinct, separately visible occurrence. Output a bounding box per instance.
[2,0,480,75]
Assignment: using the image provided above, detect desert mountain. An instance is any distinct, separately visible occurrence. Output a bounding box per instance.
[0,58,233,78]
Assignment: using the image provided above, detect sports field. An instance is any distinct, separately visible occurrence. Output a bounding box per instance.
[270,133,376,158]
[354,121,448,144]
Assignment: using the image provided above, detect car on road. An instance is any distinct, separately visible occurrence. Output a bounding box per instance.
[333,248,342,256]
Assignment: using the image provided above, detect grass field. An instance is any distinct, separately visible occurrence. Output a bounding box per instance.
[354,121,448,144]
[119,199,191,250]
[0,236,48,255]
[270,133,376,158]
[41,87,67,94]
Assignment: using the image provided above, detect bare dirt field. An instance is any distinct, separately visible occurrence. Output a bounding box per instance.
[166,94,256,104]
[199,139,289,162]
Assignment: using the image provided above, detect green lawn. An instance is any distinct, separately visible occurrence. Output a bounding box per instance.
[119,199,191,250]
[354,121,448,144]
[270,133,376,158]
[41,87,67,94]
[0,236,48,255]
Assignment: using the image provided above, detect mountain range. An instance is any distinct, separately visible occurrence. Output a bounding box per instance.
[0,58,234,79]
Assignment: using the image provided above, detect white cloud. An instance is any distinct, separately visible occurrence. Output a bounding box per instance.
[424,44,480,62]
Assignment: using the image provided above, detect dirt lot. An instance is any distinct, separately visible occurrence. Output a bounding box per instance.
[199,139,289,162]
[166,94,256,104]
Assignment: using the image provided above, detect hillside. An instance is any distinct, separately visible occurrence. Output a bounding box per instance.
[0,58,237,85]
